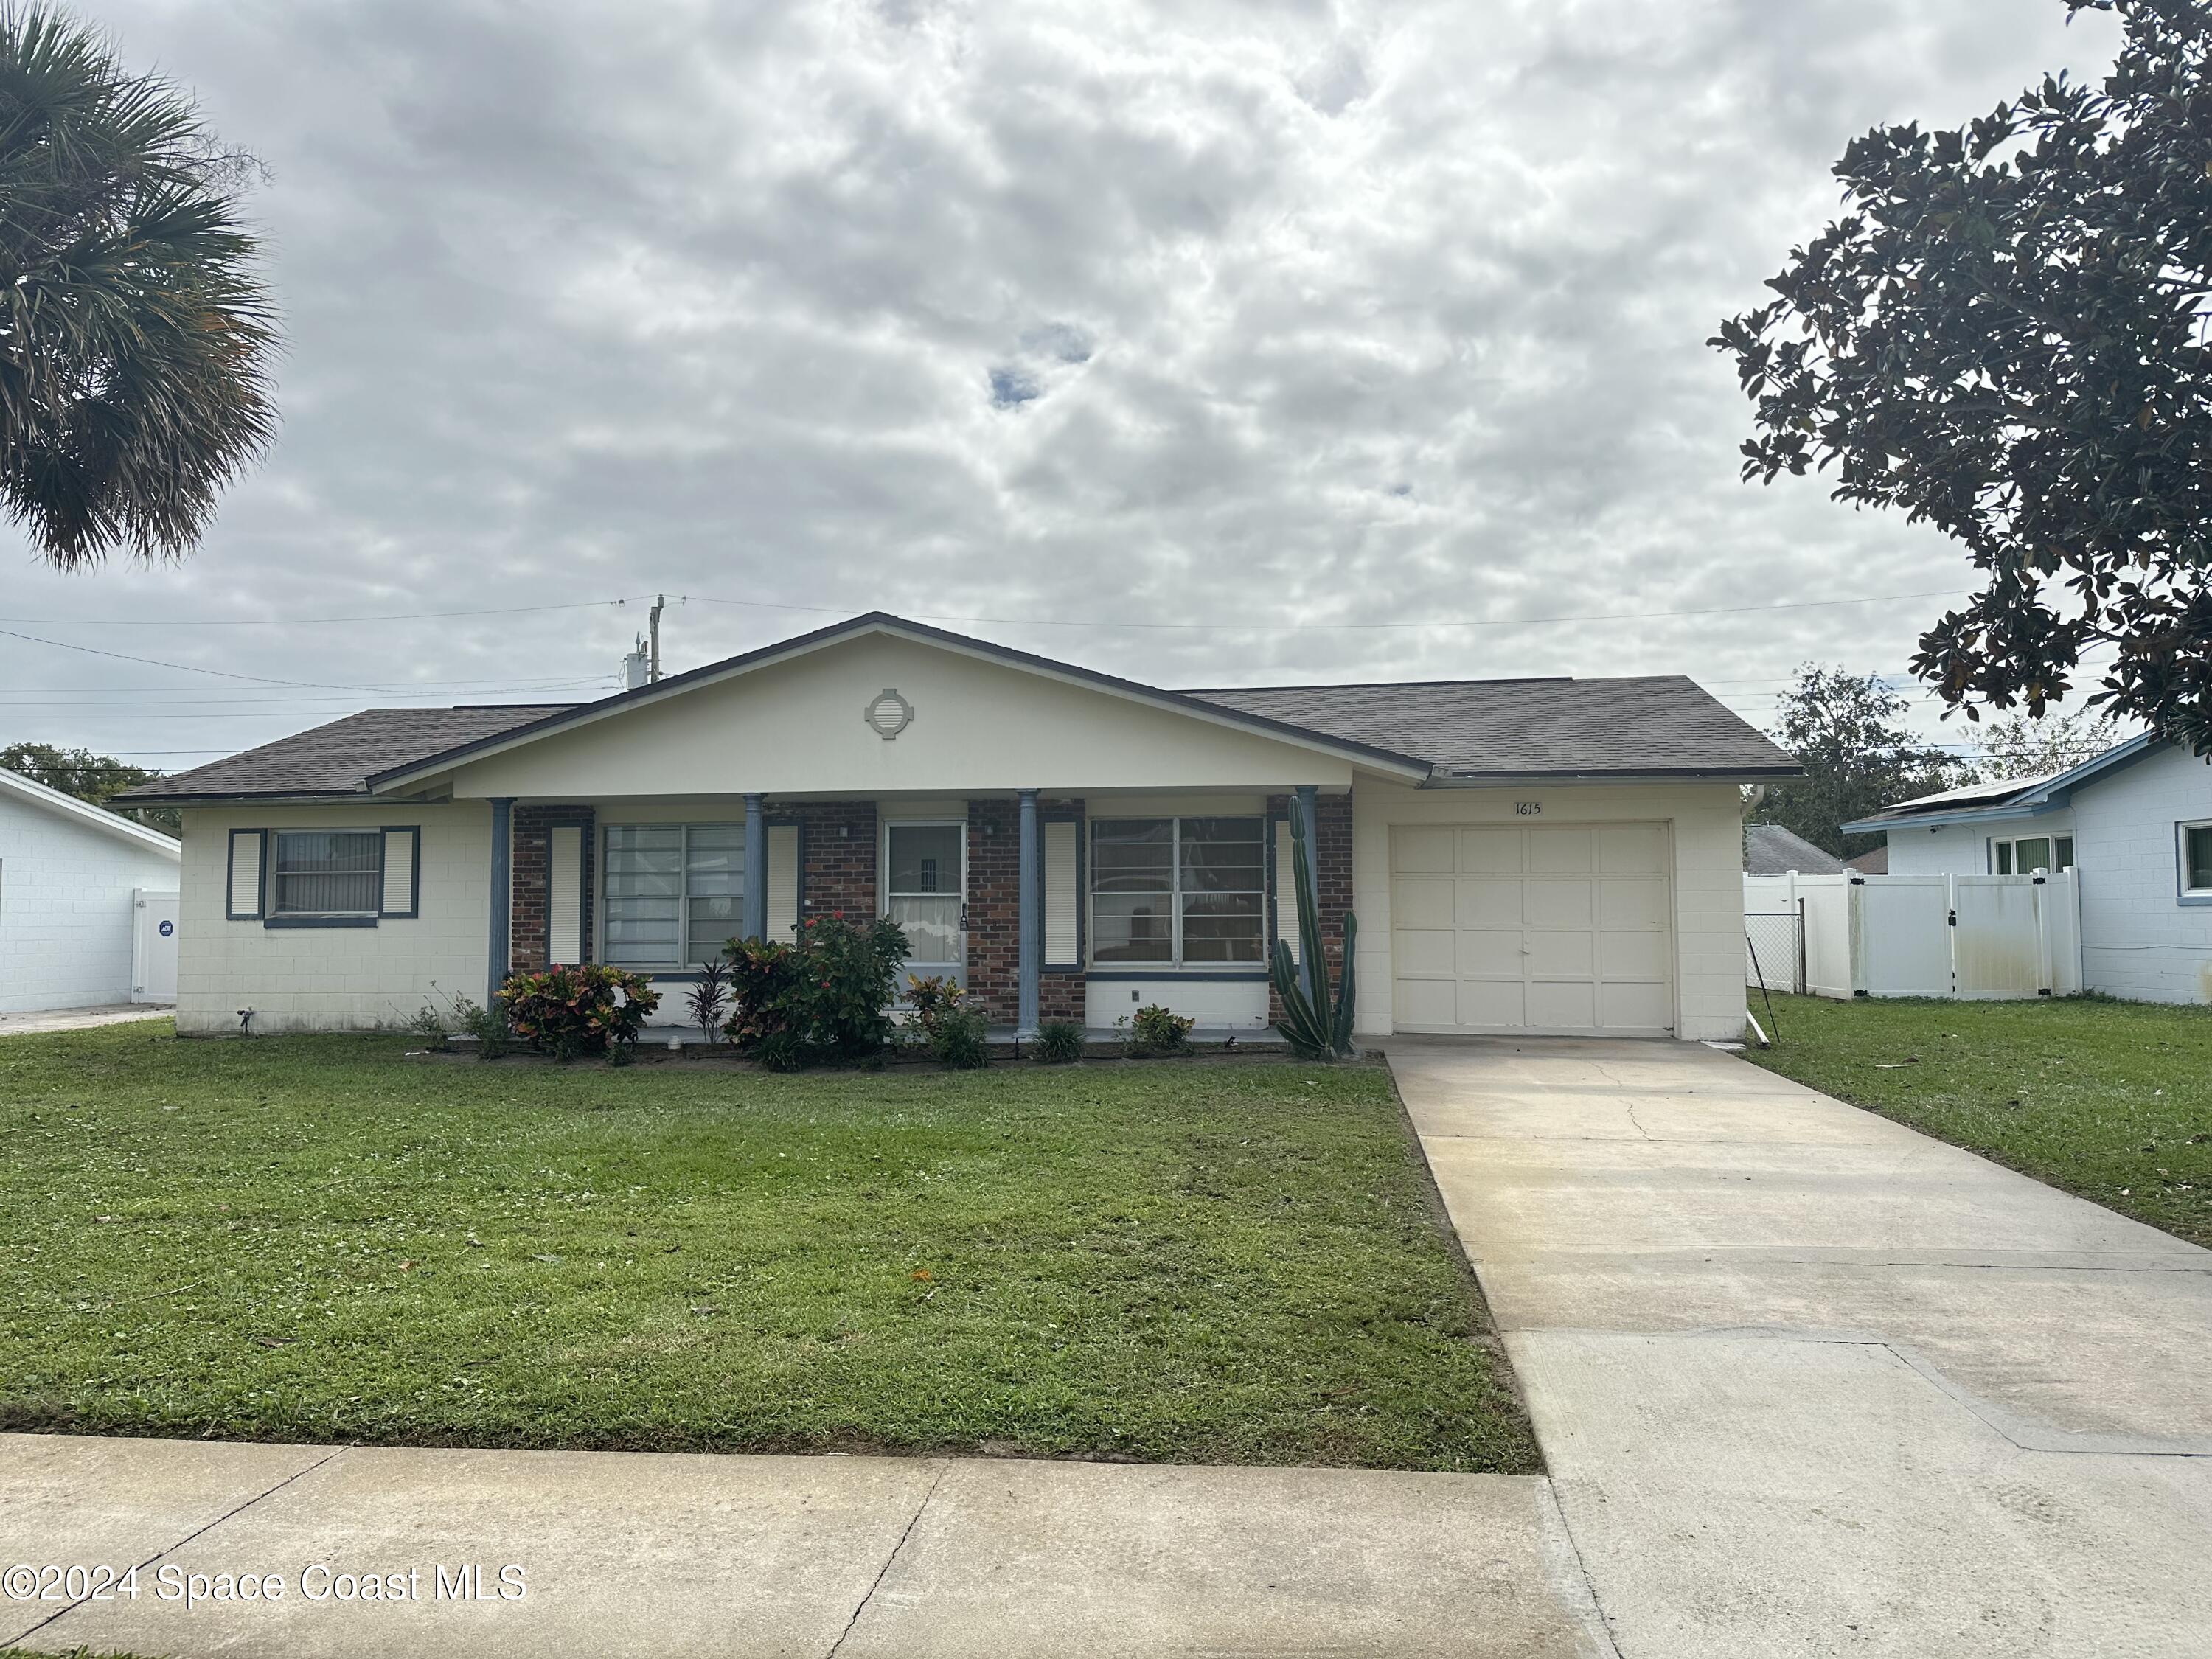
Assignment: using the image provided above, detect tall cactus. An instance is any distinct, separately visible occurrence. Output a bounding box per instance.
[1269,800,1357,1058]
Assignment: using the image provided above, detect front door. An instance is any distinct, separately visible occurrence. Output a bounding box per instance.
[884,821,966,988]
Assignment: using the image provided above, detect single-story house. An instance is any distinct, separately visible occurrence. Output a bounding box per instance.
[1844,733,2212,1004]
[0,766,182,1015]
[121,613,1798,1042]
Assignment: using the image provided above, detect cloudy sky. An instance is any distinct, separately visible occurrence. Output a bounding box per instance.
[0,0,2126,773]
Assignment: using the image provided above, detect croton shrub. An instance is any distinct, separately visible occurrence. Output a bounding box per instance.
[498,963,661,1060]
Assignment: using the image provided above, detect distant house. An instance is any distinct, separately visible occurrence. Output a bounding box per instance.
[0,767,181,1015]
[1845,734,2211,1004]
[1846,844,1888,874]
[122,612,1799,1041]
[1744,824,1843,875]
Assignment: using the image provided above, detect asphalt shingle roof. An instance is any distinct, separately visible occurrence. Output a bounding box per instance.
[122,706,574,802]
[1184,675,1795,779]
[1743,823,1844,875]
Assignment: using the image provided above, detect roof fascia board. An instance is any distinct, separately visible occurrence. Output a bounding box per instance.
[1424,766,1801,787]
[2015,731,2164,806]
[1841,802,2052,834]
[0,768,181,854]
[367,613,1431,793]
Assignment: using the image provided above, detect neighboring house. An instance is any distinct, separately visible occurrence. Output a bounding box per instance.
[1845,734,2212,1004]
[121,613,1798,1041]
[0,766,182,1015]
[1744,823,1844,875]
[1844,844,1887,874]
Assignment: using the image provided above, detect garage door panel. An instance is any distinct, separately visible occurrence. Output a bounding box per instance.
[1394,976,1460,1028]
[1457,828,1523,874]
[1455,878,1520,928]
[1598,824,1669,875]
[1457,928,1526,975]
[1599,928,1669,979]
[1393,827,1458,875]
[1527,827,1594,874]
[1524,879,1593,929]
[1392,875,1455,925]
[1526,929,1593,977]
[1458,979,1526,1029]
[1527,980,1597,1029]
[1599,877,1669,929]
[1395,928,1458,976]
[1600,980,1673,1031]
[1389,823,1673,1038]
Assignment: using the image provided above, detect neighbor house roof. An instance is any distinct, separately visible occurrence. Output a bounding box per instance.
[0,766,181,855]
[121,706,574,804]
[1743,823,1843,875]
[125,613,1798,803]
[1842,732,2164,834]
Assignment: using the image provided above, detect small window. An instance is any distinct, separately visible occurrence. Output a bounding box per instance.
[269,830,383,917]
[1992,834,2073,876]
[2182,823,2212,897]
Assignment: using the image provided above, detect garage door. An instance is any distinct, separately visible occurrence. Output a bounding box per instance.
[1391,823,1673,1036]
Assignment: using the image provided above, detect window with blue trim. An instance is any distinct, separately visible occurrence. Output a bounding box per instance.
[1091,817,1265,965]
[269,830,381,918]
[2182,823,2212,897]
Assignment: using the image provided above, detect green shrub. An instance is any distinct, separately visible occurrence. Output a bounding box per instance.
[929,1006,991,1069]
[723,916,910,1065]
[498,964,661,1060]
[1125,1002,1194,1057]
[1034,1021,1084,1063]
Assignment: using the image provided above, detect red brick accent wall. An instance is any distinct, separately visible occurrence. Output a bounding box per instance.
[1267,790,1352,1026]
[781,800,877,921]
[963,797,1086,1025]
[509,805,597,970]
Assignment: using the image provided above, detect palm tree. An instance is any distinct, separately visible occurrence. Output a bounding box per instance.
[0,4,276,569]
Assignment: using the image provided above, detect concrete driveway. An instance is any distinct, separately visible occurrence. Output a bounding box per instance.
[1388,1035,2212,1659]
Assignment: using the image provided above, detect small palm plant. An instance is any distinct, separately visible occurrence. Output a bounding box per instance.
[1268,804,1357,1059]
[687,958,731,1046]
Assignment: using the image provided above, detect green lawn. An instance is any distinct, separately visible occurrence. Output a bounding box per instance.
[1746,995,2212,1248]
[0,1024,1534,1473]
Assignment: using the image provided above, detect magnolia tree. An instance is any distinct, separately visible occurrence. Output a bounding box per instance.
[1714,0,2212,755]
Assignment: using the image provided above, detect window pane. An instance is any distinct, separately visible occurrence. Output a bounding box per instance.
[1181,891,1263,961]
[1092,891,1173,961]
[1091,820,1173,893]
[605,826,681,966]
[2055,838,2075,870]
[1179,817,1265,891]
[888,824,961,895]
[2016,838,2052,874]
[271,830,380,914]
[1993,841,2012,875]
[687,896,742,965]
[685,824,745,897]
[2188,826,2212,891]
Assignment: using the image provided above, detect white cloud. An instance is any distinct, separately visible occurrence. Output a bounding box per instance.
[0,0,2124,765]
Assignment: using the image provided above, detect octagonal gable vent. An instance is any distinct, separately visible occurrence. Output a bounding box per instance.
[863,687,914,740]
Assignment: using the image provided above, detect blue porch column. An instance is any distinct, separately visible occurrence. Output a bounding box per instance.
[1017,788,1041,1039]
[487,796,515,1006]
[742,793,768,942]
[1294,785,1321,1007]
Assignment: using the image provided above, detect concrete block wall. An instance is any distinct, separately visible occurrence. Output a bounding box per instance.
[175,803,493,1034]
[0,793,179,1014]
[2069,745,2212,1003]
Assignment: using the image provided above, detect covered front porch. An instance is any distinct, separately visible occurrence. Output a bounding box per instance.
[491,787,1351,1039]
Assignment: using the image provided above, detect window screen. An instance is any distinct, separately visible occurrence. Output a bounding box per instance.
[1090,817,1265,965]
[269,830,381,917]
[604,824,746,969]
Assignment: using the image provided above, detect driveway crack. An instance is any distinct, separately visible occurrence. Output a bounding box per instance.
[824,1460,947,1658]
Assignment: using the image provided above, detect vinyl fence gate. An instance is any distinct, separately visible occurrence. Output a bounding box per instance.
[1744,871,2082,1001]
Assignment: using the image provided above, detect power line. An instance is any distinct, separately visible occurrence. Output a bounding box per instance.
[0,624,619,692]
[0,597,653,627]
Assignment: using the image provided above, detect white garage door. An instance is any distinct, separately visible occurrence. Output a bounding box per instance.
[1391,823,1674,1036]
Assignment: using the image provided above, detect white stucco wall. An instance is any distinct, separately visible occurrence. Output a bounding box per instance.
[1351,778,1747,1043]
[176,803,494,1034]
[0,793,180,1014]
[1881,810,2079,879]
[439,631,1368,800]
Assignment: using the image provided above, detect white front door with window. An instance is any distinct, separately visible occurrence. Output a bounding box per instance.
[1390,822,1674,1036]
[884,821,965,988]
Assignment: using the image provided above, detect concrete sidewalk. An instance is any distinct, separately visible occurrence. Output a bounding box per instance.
[1,1433,1611,1658]
[1389,1035,2212,1659]
[0,1005,169,1037]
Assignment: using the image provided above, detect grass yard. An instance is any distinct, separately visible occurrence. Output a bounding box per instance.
[0,1025,1535,1473]
[1747,994,2212,1248]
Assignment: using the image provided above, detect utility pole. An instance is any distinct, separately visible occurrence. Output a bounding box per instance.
[648,594,664,683]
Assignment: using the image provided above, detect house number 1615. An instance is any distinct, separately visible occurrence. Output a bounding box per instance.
[1514,801,1543,816]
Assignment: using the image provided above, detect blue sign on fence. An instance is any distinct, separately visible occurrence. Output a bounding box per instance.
[158,919,174,938]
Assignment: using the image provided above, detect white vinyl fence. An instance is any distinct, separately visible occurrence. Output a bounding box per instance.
[1745,871,2081,1001]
